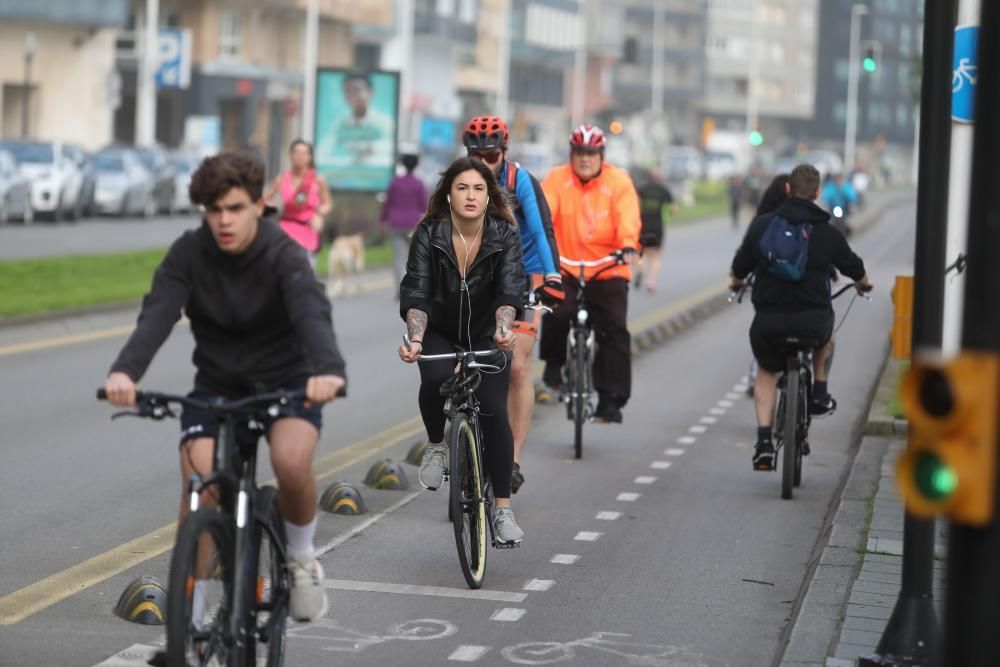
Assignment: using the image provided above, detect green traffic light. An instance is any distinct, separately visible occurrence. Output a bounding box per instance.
[914,451,958,500]
[863,57,877,73]
[748,130,764,146]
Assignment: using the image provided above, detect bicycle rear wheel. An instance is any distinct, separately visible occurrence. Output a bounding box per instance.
[247,487,288,667]
[449,413,488,588]
[572,328,588,459]
[794,370,809,488]
[166,509,234,667]
[781,367,799,500]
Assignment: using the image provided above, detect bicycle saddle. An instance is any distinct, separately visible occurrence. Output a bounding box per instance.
[440,369,482,398]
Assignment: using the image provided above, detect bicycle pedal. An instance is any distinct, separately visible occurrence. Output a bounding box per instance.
[493,540,522,550]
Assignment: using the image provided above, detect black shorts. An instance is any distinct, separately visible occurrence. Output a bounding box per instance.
[750,309,834,373]
[178,375,323,446]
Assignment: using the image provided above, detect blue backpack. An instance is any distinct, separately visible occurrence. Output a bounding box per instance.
[757,215,812,282]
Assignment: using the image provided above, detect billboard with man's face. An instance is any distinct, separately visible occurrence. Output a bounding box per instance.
[314,69,399,192]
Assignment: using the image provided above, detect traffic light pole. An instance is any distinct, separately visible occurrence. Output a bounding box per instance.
[945,1,1000,664]
[860,1,955,664]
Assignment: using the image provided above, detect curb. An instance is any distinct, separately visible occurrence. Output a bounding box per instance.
[630,291,731,355]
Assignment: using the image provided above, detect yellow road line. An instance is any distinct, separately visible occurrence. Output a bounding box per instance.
[0,416,423,626]
[628,280,729,333]
[0,325,136,357]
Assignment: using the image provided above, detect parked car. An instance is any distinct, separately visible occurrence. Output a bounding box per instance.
[0,140,84,220]
[129,145,176,214]
[170,153,199,213]
[92,149,156,217]
[0,148,33,224]
[65,143,97,217]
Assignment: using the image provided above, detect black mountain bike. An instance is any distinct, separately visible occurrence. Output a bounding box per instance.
[408,340,513,589]
[732,280,869,499]
[558,251,625,459]
[98,387,328,667]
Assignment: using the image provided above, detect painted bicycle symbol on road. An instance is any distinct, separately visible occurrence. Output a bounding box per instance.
[288,617,456,653]
[501,632,715,666]
[953,57,978,93]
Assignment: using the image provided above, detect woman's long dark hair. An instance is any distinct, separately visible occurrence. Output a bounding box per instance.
[422,157,516,226]
[756,173,790,216]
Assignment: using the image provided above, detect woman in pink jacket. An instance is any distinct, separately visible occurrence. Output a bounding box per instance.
[265,139,333,269]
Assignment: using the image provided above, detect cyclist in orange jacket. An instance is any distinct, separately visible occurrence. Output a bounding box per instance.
[539,124,641,423]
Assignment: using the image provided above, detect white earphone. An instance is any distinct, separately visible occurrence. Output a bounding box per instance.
[447,195,451,204]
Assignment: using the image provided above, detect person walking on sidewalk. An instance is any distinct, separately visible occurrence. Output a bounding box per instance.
[632,166,677,293]
[264,139,333,270]
[729,164,872,471]
[382,151,428,298]
[461,115,563,494]
[103,151,347,628]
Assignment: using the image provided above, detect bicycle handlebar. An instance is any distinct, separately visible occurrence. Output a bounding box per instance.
[559,251,624,268]
[97,385,343,419]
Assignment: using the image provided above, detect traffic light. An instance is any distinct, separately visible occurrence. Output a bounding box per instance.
[863,46,878,73]
[748,130,764,146]
[897,353,1000,525]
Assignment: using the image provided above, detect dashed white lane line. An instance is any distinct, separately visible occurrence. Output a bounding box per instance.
[709,407,726,415]
[726,392,742,400]
[734,384,749,392]
[524,579,554,591]
[699,416,718,424]
[677,436,697,445]
[616,492,641,501]
[689,425,708,434]
[491,608,526,622]
[449,645,492,662]
[551,554,580,565]
[664,448,686,456]
[596,511,622,520]
[322,579,527,602]
[650,461,672,470]
[718,400,735,408]
[574,531,602,542]
[634,476,657,485]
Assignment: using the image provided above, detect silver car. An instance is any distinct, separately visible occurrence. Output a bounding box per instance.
[0,149,33,224]
[92,150,156,217]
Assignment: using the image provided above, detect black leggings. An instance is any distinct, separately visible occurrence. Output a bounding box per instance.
[417,328,514,499]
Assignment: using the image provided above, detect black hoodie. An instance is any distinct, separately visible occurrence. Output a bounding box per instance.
[110,217,346,396]
[731,197,866,314]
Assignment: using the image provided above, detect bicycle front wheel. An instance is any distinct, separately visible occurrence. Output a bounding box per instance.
[781,368,799,500]
[166,509,234,667]
[572,328,588,459]
[448,413,488,588]
[247,486,288,667]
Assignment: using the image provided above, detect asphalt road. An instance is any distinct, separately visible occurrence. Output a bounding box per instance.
[0,196,915,666]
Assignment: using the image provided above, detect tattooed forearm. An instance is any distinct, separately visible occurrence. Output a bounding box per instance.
[495,305,516,335]
[406,308,428,341]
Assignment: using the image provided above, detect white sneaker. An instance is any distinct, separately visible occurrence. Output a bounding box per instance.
[418,443,449,490]
[288,556,328,622]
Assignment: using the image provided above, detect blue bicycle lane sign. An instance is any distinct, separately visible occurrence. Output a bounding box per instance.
[952,25,979,123]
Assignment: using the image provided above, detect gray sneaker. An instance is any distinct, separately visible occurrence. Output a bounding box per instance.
[418,442,448,490]
[288,556,328,622]
[493,507,524,546]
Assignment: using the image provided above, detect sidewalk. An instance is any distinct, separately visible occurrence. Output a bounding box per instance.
[780,357,947,667]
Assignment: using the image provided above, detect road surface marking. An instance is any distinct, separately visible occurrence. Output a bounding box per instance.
[450,645,492,661]
[718,400,735,408]
[650,461,672,470]
[699,416,717,424]
[491,608,526,622]
[574,531,602,542]
[709,407,726,415]
[316,492,421,555]
[733,383,749,393]
[616,492,641,501]
[688,425,707,434]
[726,392,742,400]
[596,511,621,521]
[664,449,685,456]
[677,436,697,445]
[92,643,161,666]
[634,476,657,485]
[524,579,554,591]
[322,579,528,603]
[550,554,580,565]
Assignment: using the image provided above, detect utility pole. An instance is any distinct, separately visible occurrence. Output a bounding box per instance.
[396,0,416,143]
[301,0,319,142]
[651,0,664,118]
[21,32,35,139]
[860,1,956,665]
[571,0,588,127]
[745,0,759,146]
[135,0,159,147]
[941,0,981,355]
[497,0,511,122]
[844,3,868,174]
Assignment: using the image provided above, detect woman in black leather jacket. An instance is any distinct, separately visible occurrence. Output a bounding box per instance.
[398,156,527,545]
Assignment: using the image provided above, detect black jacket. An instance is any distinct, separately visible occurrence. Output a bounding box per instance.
[731,197,866,314]
[110,217,347,395]
[399,215,525,345]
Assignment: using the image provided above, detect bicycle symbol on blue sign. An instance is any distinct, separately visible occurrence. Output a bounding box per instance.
[952,25,979,123]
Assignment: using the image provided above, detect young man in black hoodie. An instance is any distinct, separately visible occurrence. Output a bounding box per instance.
[103,151,346,623]
[729,164,873,470]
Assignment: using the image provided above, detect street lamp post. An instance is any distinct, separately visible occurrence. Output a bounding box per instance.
[301,0,319,142]
[21,32,35,139]
[844,3,869,173]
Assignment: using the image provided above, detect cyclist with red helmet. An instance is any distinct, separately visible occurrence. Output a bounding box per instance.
[540,124,641,424]
[462,115,562,494]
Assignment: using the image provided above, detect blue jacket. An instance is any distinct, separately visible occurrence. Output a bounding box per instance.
[498,160,560,278]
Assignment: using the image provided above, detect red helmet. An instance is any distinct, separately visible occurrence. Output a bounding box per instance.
[462,116,509,149]
[569,124,607,149]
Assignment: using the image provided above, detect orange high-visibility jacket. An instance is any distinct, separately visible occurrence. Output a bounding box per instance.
[541,162,641,281]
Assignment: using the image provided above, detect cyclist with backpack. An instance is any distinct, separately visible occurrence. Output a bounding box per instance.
[729,164,872,471]
[462,116,563,494]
